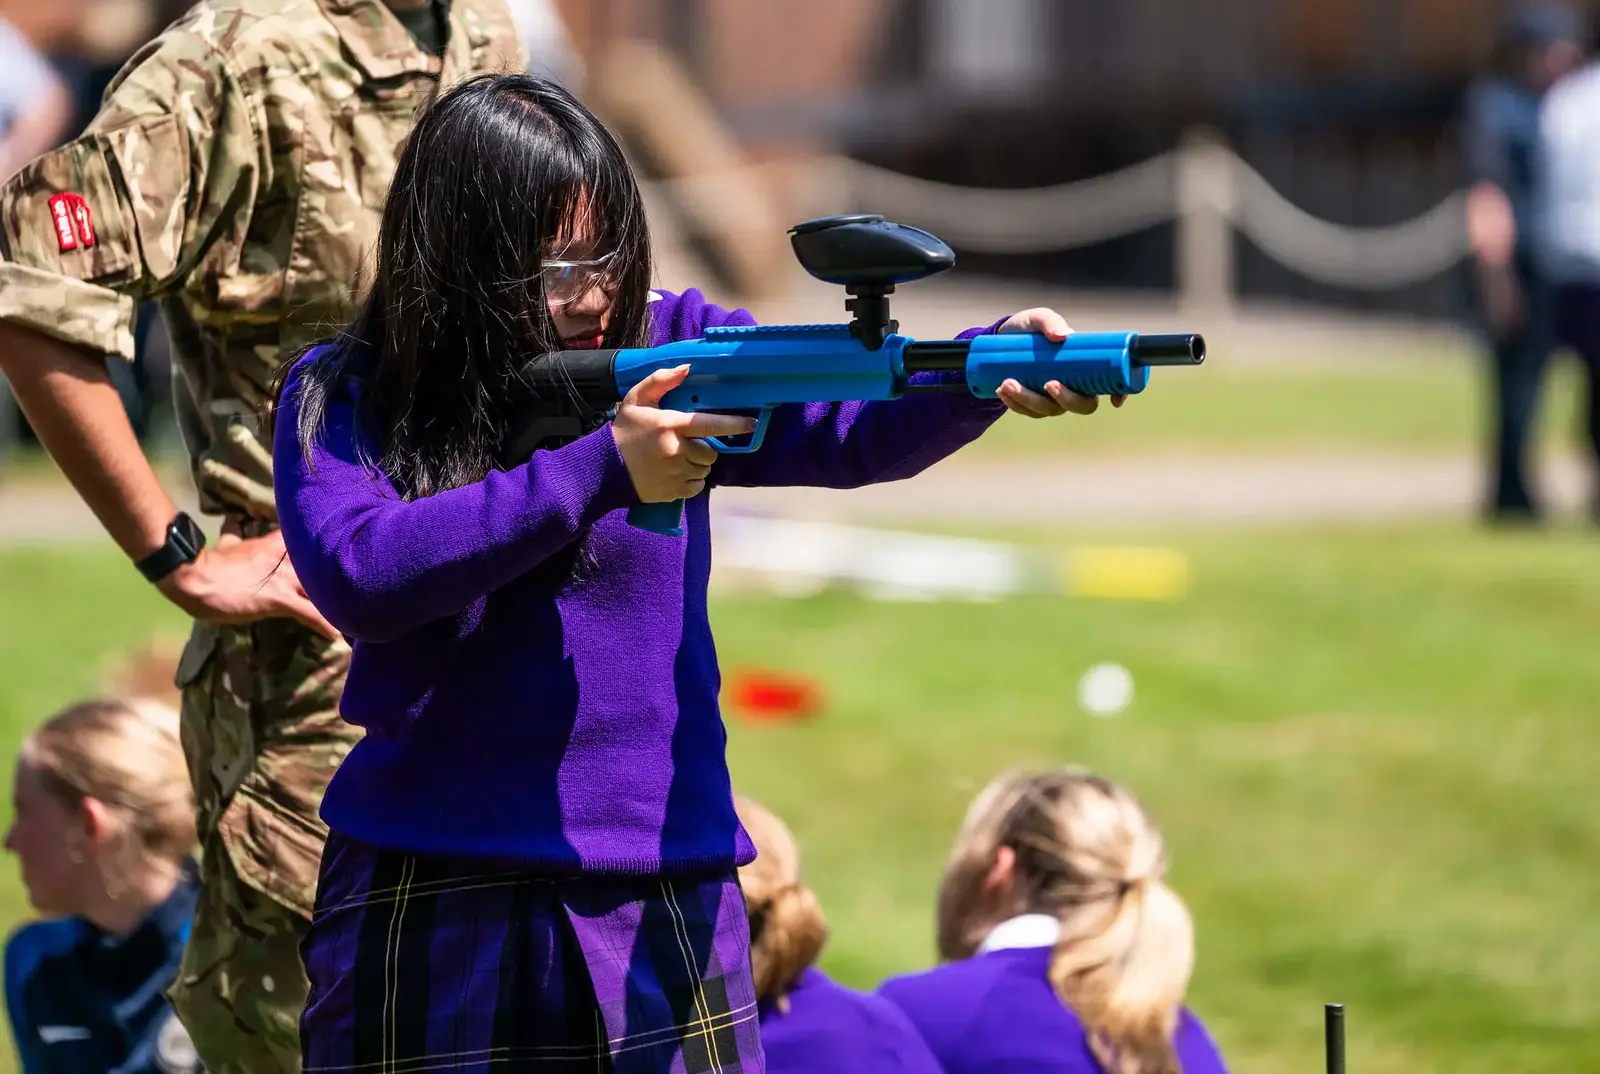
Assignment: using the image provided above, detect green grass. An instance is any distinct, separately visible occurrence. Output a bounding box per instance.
[718,523,1600,1074]
[3,530,1599,1073]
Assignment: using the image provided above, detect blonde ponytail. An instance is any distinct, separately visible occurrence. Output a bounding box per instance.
[22,698,196,884]
[937,769,1195,1074]
[734,794,828,1010]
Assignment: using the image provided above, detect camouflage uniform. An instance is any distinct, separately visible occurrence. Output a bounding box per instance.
[0,2,524,1070]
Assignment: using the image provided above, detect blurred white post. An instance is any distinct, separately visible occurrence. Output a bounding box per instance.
[1177,127,1236,317]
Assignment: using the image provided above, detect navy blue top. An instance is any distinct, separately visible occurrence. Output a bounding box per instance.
[760,967,943,1074]
[1463,76,1548,264]
[4,863,200,1074]
[879,947,1229,1074]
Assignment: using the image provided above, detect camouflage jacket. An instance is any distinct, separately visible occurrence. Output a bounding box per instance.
[0,0,524,919]
[0,0,525,525]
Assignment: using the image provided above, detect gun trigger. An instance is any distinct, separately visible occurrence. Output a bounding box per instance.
[704,407,774,454]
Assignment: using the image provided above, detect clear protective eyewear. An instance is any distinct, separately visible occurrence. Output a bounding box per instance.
[540,250,619,308]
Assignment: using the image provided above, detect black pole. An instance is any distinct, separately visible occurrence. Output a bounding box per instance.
[1130,333,1206,366]
[1325,1004,1345,1074]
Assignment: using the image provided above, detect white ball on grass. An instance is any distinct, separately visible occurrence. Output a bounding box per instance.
[1078,663,1134,718]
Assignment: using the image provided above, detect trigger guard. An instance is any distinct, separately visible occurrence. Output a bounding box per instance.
[703,409,773,455]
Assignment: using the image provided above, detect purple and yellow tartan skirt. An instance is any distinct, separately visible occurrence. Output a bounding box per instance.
[301,832,764,1073]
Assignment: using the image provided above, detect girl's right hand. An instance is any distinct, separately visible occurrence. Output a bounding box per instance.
[611,366,758,503]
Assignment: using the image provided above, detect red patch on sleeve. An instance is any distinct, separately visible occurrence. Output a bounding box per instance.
[47,194,96,253]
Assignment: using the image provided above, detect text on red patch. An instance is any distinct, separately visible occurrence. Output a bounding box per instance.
[47,194,96,253]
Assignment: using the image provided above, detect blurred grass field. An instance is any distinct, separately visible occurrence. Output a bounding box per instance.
[2,525,1598,1074]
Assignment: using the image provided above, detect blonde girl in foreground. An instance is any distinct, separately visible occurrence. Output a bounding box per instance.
[4,697,201,1074]
[736,794,943,1074]
[878,768,1229,1074]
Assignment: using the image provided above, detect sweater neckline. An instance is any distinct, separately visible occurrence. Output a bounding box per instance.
[976,913,1061,955]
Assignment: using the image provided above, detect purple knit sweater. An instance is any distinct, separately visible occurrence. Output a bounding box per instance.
[761,968,944,1074]
[273,288,1007,874]
[879,947,1230,1074]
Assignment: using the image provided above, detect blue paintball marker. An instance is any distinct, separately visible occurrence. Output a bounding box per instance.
[503,214,1205,536]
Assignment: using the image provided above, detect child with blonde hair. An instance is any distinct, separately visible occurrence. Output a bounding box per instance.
[878,768,1229,1074]
[736,794,942,1074]
[4,695,201,1074]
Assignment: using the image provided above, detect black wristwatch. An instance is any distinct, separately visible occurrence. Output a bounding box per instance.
[136,512,207,584]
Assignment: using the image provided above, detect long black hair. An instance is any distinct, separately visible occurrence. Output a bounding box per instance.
[279,74,653,500]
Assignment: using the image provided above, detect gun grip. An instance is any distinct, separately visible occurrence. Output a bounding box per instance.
[628,500,686,537]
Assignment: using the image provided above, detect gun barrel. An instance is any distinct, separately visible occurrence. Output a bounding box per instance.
[1130,333,1205,366]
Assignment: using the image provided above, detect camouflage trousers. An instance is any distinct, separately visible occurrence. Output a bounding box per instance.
[167,616,359,1074]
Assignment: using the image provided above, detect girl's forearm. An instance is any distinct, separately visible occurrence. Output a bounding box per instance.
[276,406,636,642]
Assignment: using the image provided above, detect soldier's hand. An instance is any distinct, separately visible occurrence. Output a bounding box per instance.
[157,529,340,640]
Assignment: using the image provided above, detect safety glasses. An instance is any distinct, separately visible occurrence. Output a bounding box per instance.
[540,250,619,308]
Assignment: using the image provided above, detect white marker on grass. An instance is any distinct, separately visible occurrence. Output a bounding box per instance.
[1078,663,1134,718]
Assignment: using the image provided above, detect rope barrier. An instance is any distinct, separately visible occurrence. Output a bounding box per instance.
[837,153,1180,254]
[643,141,1470,292]
[1227,159,1469,289]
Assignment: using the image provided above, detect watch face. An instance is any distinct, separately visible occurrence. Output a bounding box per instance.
[173,514,205,558]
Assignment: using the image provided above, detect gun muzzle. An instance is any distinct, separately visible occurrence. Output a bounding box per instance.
[1130,333,1205,366]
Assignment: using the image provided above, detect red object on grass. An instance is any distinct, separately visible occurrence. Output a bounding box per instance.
[726,669,822,722]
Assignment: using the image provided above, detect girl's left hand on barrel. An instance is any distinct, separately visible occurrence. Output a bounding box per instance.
[995,307,1129,418]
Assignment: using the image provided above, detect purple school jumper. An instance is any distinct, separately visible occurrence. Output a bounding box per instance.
[759,968,944,1074]
[274,288,1009,1073]
[878,931,1229,1074]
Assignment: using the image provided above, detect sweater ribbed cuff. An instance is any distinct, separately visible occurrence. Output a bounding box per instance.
[547,423,641,526]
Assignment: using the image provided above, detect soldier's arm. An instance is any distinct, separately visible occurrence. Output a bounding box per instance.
[0,32,335,637]
[0,321,178,560]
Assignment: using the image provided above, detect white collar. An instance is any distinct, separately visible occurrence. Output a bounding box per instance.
[976,914,1061,955]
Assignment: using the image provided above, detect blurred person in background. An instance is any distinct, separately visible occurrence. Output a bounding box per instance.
[1462,3,1584,523]
[1537,13,1600,519]
[57,2,198,138]
[734,794,944,1074]
[4,697,201,1074]
[0,1,81,179]
[878,768,1228,1074]
[0,0,525,1069]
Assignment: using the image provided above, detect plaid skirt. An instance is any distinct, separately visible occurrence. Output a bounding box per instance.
[301,833,764,1073]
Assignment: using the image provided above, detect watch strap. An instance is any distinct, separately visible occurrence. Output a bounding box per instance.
[136,513,206,584]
